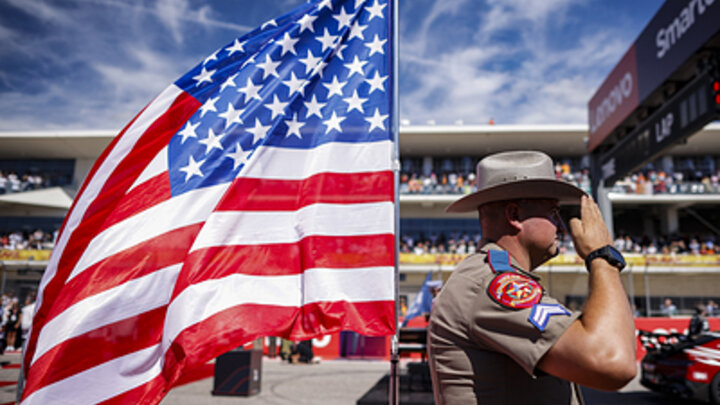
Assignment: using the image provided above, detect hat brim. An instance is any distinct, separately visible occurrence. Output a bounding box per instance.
[445,179,586,213]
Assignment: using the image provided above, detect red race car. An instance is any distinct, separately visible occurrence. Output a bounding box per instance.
[639,330,720,404]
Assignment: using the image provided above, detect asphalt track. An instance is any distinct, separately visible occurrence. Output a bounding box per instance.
[0,352,707,404]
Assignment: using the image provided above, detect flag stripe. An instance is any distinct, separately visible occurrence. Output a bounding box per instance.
[22,307,166,400]
[23,344,165,405]
[68,184,227,282]
[33,264,181,365]
[38,225,201,330]
[241,140,393,179]
[100,172,172,233]
[191,201,394,251]
[163,267,395,346]
[217,171,393,211]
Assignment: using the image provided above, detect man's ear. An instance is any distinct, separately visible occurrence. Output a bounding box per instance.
[505,202,522,231]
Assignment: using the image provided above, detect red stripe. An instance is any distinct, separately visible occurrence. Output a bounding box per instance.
[99,172,171,233]
[97,374,167,405]
[162,300,395,383]
[23,307,166,401]
[216,171,394,211]
[173,362,214,387]
[0,381,15,387]
[24,91,200,379]
[41,224,200,325]
[173,234,394,296]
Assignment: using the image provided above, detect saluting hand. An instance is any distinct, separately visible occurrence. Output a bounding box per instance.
[568,195,613,260]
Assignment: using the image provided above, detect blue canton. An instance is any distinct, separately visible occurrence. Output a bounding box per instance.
[166,0,391,197]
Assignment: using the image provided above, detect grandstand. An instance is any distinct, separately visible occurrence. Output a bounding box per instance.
[2,123,720,317]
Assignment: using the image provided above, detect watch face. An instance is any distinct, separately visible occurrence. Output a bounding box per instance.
[608,246,626,266]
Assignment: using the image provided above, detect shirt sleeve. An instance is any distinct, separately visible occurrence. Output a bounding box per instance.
[470,283,580,377]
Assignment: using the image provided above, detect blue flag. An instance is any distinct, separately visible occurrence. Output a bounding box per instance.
[401,272,441,327]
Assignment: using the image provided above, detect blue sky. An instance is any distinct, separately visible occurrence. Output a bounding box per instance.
[0,0,662,131]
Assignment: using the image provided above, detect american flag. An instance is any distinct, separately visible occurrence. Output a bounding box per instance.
[21,0,395,403]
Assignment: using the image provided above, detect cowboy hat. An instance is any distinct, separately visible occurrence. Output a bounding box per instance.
[446,150,586,213]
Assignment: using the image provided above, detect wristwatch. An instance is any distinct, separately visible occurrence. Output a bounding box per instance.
[585,245,626,271]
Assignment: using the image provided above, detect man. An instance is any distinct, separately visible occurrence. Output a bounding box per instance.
[660,298,677,317]
[428,151,636,404]
[688,305,709,338]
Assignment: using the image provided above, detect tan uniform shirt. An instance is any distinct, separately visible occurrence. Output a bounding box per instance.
[428,243,582,404]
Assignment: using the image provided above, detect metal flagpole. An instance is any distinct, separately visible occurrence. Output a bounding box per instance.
[389,0,400,403]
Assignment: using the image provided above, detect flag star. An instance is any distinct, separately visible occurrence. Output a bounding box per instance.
[227,143,251,170]
[261,19,277,30]
[365,108,388,132]
[365,71,387,93]
[199,96,219,117]
[193,66,215,85]
[239,78,262,101]
[218,102,244,128]
[317,28,339,52]
[311,59,328,78]
[317,0,333,11]
[220,73,239,92]
[265,94,289,119]
[334,42,349,60]
[297,13,317,33]
[304,95,325,119]
[247,118,271,144]
[284,113,304,139]
[226,38,245,55]
[257,54,281,79]
[365,34,386,56]
[299,50,323,75]
[179,155,205,181]
[333,7,354,30]
[324,111,346,134]
[354,0,366,10]
[345,56,367,77]
[283,71,307,96]
[203,50,219,66]
[366,0,386,21]
[348,20,367,41]
[344,90,367,113]
[277,32,299,56]
[199,127,224,154]
[178,121,200,144]
[323,75,344,98]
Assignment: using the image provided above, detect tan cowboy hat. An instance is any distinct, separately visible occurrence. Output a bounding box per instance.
[446,150,586,213]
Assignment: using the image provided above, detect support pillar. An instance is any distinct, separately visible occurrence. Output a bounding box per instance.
[661,206,679,235]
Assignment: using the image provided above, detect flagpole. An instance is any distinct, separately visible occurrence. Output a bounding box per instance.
[389,0,400,403]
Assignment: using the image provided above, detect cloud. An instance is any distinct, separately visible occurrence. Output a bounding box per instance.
[398,0,638,126]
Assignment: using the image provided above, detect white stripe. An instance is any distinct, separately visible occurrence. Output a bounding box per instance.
[191,201,394,251]
[68,183,227,281]
[32,264,181,366]
[163,266,394,347]
[38,85,183,296]
[240,140,393,179]
[129,146,168,191]
[23,344,164,405]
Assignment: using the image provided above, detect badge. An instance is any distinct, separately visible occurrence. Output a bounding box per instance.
[529,303,571,332]
[487,272,543,309]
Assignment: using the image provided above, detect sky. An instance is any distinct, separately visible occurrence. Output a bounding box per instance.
[0,0,664,131]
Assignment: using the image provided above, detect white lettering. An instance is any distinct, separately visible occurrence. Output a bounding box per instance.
[602,158,616,181]
[655,0,717,59]
[655,112,674,143]
[590,72,634,133]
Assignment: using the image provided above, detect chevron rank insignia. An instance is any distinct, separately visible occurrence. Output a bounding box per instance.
[529,303,571,332]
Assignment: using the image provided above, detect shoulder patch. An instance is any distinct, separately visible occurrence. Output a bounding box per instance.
[487,272,543,309]
[488,250,514,273]
[529,304,571,332]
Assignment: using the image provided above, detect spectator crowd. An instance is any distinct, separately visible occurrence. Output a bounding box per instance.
[400,155,720,196]
[0,170,53,194]
[0,229,57,250]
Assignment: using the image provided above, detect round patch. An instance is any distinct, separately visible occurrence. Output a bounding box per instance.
[487,272,543,309]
